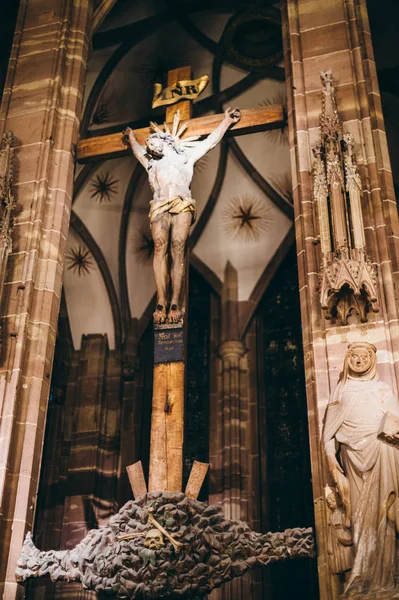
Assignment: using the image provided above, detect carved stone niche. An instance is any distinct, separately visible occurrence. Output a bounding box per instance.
[311,70,379,325]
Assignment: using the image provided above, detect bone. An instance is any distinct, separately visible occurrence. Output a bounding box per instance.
[117,532,145,541]
[147,507,182,552]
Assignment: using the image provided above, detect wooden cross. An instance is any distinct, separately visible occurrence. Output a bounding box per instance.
[77,67,286,501]
[76,66,285,163]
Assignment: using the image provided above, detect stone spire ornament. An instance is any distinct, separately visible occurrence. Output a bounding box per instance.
[311,70,379,324]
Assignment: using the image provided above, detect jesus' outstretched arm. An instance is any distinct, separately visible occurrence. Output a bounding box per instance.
[188,107,240,164]
[124,127,148,170]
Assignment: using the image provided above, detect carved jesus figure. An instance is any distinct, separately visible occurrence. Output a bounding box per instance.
[125,107,240,324]
[324,342,399,597]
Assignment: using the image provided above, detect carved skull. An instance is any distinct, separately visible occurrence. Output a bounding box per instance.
[144,529,164,550]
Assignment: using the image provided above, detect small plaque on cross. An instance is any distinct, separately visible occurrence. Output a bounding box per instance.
[154,325,184,364]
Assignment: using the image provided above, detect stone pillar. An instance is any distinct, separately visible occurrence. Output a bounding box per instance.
[52,335,119,600]
[29,334,121,600]
[0,0,94,597]
[282,0,399,598]
[58,336,119,542]
[209,262,251,600]
[117,318,141,506]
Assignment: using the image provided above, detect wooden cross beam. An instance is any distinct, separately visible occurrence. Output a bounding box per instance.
[77,106,284,163]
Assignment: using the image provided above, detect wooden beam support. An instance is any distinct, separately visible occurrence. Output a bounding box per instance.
[126,461,147,499]
[165,66,193,124]
[76,105,284,163]
[185,461,210,499]
[148,362,185,493]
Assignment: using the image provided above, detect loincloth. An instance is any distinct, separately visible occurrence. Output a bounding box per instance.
[149,196,196,225]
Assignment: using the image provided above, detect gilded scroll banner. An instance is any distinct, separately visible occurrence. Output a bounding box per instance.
[152,75,209,108]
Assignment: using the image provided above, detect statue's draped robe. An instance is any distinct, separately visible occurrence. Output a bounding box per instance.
[324,377,399,595]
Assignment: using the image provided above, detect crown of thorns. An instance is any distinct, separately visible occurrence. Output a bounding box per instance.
[146,110,200,151]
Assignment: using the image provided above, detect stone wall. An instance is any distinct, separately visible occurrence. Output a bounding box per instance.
[0,0,95,597]
[30,333,121,600]
[281,0,399,597]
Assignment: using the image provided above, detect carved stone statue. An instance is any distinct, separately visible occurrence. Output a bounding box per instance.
[324,342,399,597]
[125,107,240,324]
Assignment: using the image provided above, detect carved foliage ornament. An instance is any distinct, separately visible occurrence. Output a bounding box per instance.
[17,492,314,598]
[311,70,379,325]
[0,132,16,343]
[0,132,16,258]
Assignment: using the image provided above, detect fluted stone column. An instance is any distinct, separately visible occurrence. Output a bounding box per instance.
[282,0,399,598]
[209,263,252,600]
[0,1,96,597]
[218,339,247,522]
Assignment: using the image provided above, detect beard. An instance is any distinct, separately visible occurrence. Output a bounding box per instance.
[147,146,163,158]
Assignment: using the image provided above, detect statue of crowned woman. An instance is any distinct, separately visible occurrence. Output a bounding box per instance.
[324,342,399,598]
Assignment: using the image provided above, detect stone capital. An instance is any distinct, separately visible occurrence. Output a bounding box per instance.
[218,340,246,362]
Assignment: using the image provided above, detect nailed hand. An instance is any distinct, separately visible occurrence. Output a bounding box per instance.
[224,106,241,124]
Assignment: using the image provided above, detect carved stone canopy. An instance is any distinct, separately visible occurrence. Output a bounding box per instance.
[320,257,378,324]
[16,492,314,598]
[311,70,379,325]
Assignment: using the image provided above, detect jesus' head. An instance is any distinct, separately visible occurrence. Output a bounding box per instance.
[146,132,183,159]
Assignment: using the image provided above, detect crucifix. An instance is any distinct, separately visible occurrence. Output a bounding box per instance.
[77,66,285,498]
[17,68,315,600]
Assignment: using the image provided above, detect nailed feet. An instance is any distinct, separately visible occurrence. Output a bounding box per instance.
[153,304,167,324]
[153,304,183,325]
[168,304,183,324]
